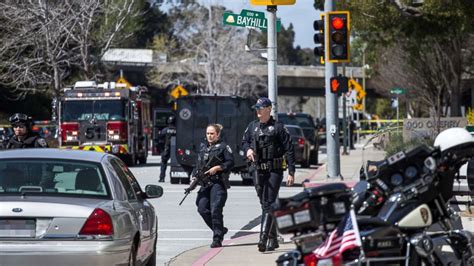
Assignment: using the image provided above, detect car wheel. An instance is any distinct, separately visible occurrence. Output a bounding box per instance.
[242,178,253,186]
[310,150,318,165]
[170,177,180,184]
[138,156,147,165]
[300,157,309,168]
[128,240,138,266]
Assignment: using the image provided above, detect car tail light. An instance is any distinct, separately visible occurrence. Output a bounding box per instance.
[303,253,342,266]
[61,122,79,143]
[298,138,305,147]
[107,121,127,141]
[79,208,114,236]
[304,253,317,266]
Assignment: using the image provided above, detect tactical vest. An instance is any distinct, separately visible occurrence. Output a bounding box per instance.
[253,122,284,160]
[6,134,47,149]
[252,121,286,171]
[197,142,225,181]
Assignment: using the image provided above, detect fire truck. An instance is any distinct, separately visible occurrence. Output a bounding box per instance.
[58,81,151,166]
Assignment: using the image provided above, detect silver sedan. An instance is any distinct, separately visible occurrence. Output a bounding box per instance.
[0,149,163,266]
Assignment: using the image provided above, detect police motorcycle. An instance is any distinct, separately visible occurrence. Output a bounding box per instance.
[274,128,474,265]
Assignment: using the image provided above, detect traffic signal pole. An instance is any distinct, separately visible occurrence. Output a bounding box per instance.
[325,0,341,179]
[267,5,278,118]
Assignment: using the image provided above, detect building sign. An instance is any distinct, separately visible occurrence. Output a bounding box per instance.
[403,117,467,140]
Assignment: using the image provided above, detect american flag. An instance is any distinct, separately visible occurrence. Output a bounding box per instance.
[313,209,361,258]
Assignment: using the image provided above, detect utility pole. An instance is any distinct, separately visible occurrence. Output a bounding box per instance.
[342,64,348,155]
[325,0,340,178]
[267,5,278,118]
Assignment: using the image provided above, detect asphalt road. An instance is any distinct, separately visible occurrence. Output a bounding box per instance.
[130,154,326,265]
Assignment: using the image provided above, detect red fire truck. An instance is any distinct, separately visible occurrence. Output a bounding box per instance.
[58,81,151,166]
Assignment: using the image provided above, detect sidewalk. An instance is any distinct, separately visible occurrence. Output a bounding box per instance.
[168,142,385,266]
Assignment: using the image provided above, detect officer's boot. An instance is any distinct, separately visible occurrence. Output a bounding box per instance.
[258,213,273,252]
[266,222,279,251]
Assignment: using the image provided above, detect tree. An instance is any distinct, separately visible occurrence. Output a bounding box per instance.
[0,0,147,97]
[148,3,266,96]
[335,0,474,118]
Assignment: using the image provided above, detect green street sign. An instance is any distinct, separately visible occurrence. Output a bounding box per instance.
[223,9,281,32]
[390,87,407,95]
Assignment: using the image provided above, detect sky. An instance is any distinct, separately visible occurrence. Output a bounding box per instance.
[159,0,321,49]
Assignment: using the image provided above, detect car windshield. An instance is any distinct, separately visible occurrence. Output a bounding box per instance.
[61,100,126,122]
[285,126,303,137]
[0,159,109,198]
[278,115,315,128]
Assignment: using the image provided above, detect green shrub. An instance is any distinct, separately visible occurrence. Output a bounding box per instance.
[383,131,434,157]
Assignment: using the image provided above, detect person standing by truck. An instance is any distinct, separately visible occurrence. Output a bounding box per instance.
[5,113,48,149]
[242,97,296,252]
[192,124,234,248]
[158,115,176,182]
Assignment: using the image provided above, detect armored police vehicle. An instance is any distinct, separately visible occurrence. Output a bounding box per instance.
[170,95,255,184]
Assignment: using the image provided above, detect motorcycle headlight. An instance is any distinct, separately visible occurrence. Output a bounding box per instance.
[276,214,294,229]
[294,209,311,224]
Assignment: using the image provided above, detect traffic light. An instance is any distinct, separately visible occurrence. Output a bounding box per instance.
[327,11,350,63]
[330,76,348,94]
[313,14,325,63]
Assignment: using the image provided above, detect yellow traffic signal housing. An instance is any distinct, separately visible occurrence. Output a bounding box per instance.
[250,0,296,5]
[314,13,325,64]
[327,11,350,63]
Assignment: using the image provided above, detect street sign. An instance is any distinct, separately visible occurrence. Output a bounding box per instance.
[390,87,406,95]
[170,85,188,99]
[250,0,296,5]
[116,77,132,88]
[223,9,281,32]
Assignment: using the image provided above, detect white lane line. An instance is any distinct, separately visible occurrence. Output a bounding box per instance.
[163,189,302,193]
[159,229,259,232]
[159,238,216,241]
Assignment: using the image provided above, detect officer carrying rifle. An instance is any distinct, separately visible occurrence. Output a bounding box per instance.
[242,97,296,252]
[183,123,234,248]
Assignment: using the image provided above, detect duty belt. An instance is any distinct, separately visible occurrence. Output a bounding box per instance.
[257,157,286,171]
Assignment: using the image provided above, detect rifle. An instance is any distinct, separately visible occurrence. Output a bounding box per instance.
[249,130,261,195]
[178,154,222,205]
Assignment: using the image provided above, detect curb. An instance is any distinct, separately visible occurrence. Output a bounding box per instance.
[191,233,258,266]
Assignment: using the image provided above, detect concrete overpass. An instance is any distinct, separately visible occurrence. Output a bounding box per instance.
[101,49,374,97]
[152,63,374,97]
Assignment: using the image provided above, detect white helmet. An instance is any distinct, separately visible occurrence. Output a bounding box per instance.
[434,127,473,152]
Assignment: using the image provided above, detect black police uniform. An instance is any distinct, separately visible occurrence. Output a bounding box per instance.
[159,125,176,182]
[242,116,295,251]
[5,132,48,149]
[193,139,234,247]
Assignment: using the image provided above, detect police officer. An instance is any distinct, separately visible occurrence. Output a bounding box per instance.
[158,115,176,182]
[193,124,234,248]
[242,97,295,252]
[5,113,48,149]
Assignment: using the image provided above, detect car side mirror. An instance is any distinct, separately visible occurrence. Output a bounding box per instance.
[145,185,163,199]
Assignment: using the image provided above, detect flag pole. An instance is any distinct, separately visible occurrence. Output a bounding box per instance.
[349,208,365,262]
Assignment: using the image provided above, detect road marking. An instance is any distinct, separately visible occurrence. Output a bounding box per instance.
[159,229,259,232]
[159,238,220,241]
